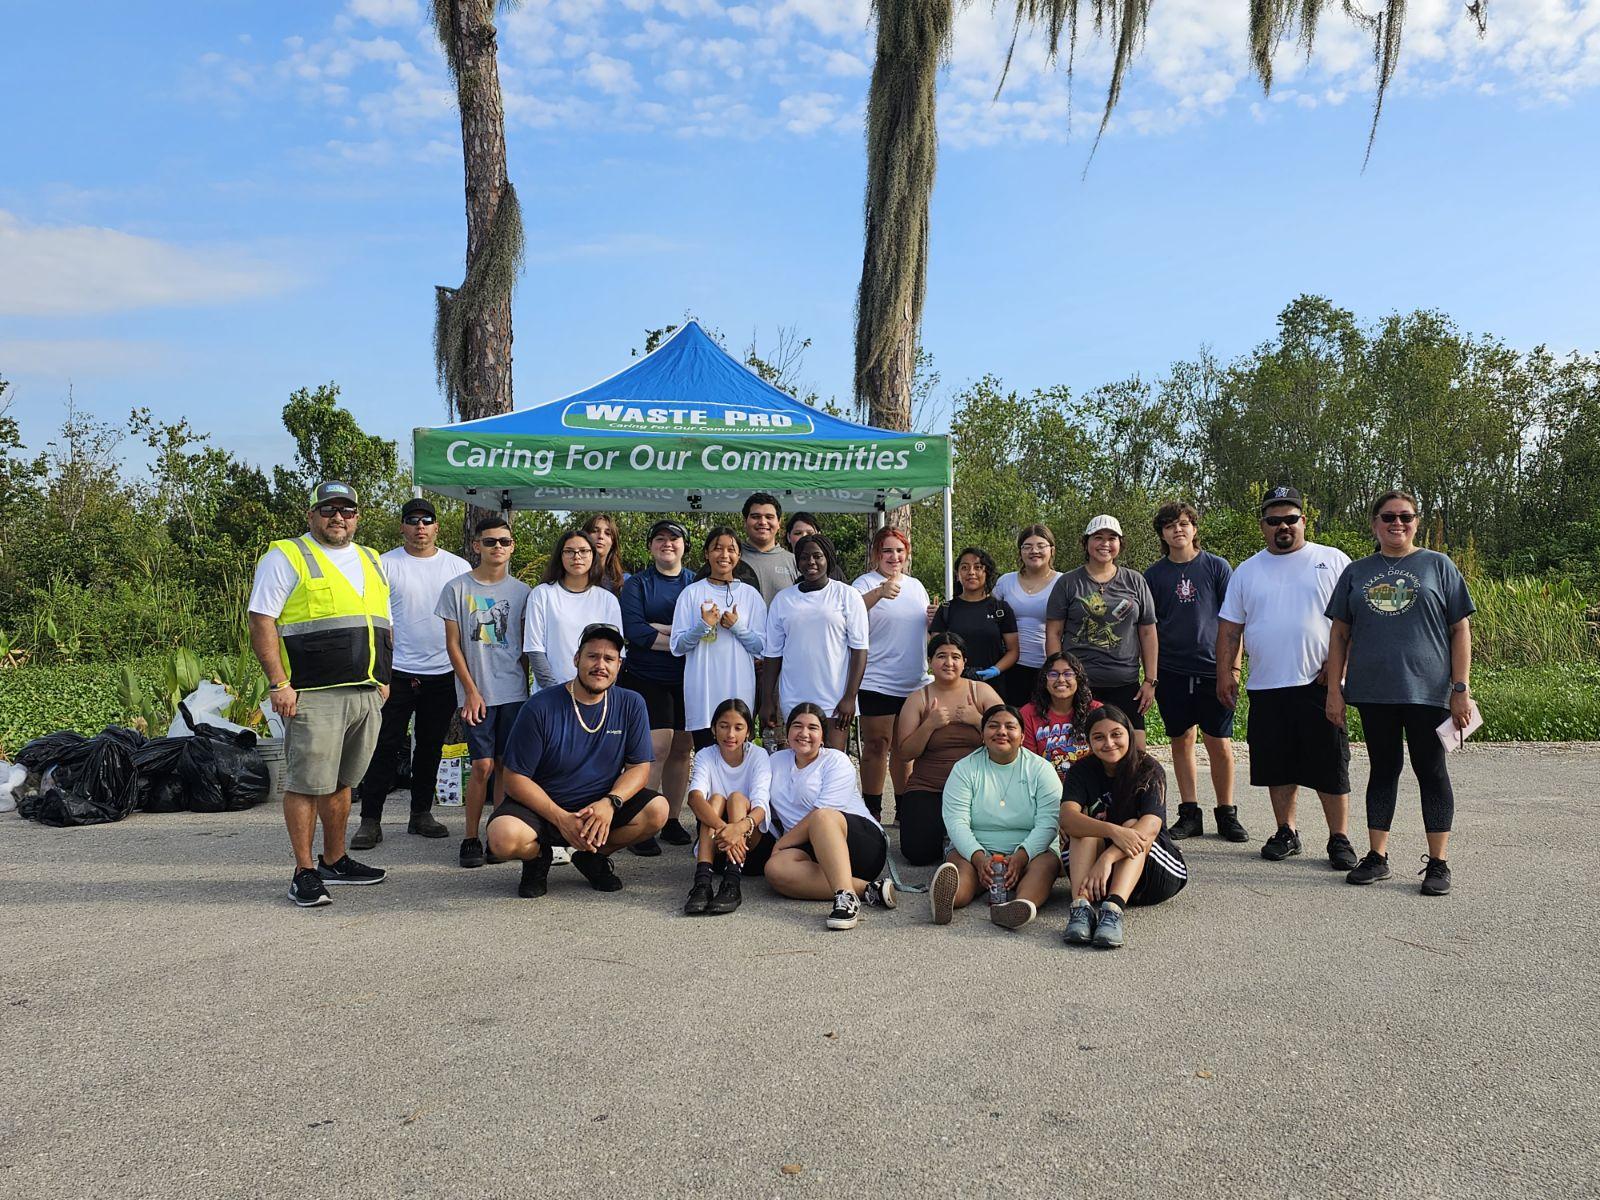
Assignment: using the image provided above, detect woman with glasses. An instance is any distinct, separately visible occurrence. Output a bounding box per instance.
[1324,490,1476,897]
[993,524,1061,709]
[581,514,629,595]
[1021,650,1101,787]
[672,527,767,750]
[523,529,623,689]
[894,633,1004,865]
[929,546,1018,682]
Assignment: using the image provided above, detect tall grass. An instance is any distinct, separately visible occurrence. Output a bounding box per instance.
[1466,574,1598,667]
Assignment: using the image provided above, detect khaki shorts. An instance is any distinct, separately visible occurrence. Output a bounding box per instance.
[284,686,383,796]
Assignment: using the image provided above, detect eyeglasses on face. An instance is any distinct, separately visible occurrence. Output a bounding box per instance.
[1378,512,1417,524]
[315,504,357,518]
[1046,669,1076,681]
[562,546,592,557]
[1262,514,1302,528]
[403,515,437,526]
[478,537,514,549]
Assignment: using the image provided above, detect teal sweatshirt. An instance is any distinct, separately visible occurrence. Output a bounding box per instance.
[941,747,1062,861]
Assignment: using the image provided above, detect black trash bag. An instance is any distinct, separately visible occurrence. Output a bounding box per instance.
[15,731,90,775]
[131,737,189,813]
[176,723,270,813]
[16,730,139,826]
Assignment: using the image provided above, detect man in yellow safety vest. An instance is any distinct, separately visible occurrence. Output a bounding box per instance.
[248,481,394,907]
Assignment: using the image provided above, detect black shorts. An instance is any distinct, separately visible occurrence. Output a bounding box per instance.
[1155,673,1235,739]
[619,670,686,731]
[741,831,777,876]
[690,727,717,751]
[857,688,909,719]
[1127,839,1188,907]
[1246,684,1350,795]
[1092,682,1147,731]
[790,812,889,881]
[1001,663,1038,708]
[489,788,662,847]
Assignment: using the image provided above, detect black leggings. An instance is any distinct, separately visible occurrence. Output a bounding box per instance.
[896,789,946,866]
[1355,703,1455,834]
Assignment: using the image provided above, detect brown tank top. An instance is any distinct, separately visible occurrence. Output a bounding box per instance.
[904,682,985,792]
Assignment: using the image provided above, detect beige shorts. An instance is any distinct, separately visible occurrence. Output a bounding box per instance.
[284,686,383,796]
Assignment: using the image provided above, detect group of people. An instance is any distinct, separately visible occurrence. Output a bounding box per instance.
[248,480,1475,942]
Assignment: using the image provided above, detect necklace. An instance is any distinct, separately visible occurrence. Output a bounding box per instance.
[567,682,609,734]
[990,754,1027,808]
[1018,569,1055,595]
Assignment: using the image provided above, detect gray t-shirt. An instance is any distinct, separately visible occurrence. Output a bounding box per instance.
[1045,565,1156,688]
[740,542,799,606]
[434,572,532,706]
[1325,549,1475,708]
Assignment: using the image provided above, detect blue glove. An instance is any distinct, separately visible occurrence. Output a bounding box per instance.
[974,666,1001,681]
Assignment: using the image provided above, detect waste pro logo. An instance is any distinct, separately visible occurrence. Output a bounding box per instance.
[562,401,813,436]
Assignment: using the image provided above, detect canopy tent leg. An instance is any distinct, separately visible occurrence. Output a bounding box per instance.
[942,487,954,603]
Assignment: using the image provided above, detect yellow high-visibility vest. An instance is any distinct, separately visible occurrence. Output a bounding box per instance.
[269,536,393,691]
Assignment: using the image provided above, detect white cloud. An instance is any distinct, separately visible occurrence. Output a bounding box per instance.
[346,0,420,28]
[0,211,297,317]
[582,53,639,95]
[0,339,174,378]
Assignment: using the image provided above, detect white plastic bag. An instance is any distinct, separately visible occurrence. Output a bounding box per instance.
[257,698,286,740]
[167,681,251,738]
[0,761,24,813]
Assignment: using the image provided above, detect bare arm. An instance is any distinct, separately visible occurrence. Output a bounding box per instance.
[1216,619,1244,708]
[994,632,1020,674]
[1323,619,1351,728]
[1045,617,1064,659]
[896,693,940,761]
[442,618,485,722]
[1449,617,1473,728]
[249,613,296,719]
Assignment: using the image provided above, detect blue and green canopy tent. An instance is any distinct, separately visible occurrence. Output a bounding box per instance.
[413,321,957,585]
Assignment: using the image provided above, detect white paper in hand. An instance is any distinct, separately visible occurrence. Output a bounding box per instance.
[1436,702,1482,753]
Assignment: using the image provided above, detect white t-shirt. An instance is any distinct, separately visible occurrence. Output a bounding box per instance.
[765,579,871,716]
[687,743,771,813]
[522,582,623,685]
[853,571,931,697]
[381,546,470,675]
[671,577,768,732]
[993,571,1060,668]
[1218,542,1353,691]
[764,747,878,836]
[247,538,381,618]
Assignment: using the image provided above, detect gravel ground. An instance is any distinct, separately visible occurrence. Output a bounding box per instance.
[2,743,1597,1199]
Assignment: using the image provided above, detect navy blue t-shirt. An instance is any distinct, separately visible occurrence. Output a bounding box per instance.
[502,684,654,811]
[619,565,690,684]
[1143,551,1233,677]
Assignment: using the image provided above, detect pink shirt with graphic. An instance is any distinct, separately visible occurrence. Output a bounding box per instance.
[1021,700,1103,784]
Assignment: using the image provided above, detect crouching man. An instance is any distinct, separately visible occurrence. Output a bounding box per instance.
[487,623,667,897]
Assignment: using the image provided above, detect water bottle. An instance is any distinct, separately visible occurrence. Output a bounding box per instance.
[989,852,1009,905]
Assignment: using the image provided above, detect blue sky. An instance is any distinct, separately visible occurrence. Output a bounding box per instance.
[3,0,1598,473]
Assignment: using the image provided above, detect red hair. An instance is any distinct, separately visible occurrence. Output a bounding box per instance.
[871,526,911,558]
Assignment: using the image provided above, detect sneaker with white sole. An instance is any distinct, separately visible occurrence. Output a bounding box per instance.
[317,854,386,886]
[929,861,959,926]
[990,898,1036,929]
[1062,899,1095,944]
[288,867,332,907]
[825,889,861,930]
[1091,903,1125,949]
[863,877,897,910]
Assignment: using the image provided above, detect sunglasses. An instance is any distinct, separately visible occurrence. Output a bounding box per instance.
[315,504,357,518]
[478,537,514,549]
[1045,669,1077,682]
[1378,512,1417,525]
[403,515,437,526]
[1262,514,1302,527]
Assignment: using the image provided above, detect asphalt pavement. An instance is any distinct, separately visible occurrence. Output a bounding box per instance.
[3,743,1597,1199]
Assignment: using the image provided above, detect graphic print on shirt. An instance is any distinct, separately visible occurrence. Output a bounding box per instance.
[1034,717,1090,774]
[1174,576,1198,604]
[1079,592,1124,651]
[466,593,511,645]
[1362,567,1420,616]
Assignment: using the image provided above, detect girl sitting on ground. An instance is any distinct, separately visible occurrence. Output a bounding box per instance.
[763,703,896,931]
[928,704,1063,931]
[1059,706,1188,950]
[682,699,770,917]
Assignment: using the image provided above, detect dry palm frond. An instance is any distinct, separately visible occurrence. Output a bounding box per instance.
[432,0,523,83]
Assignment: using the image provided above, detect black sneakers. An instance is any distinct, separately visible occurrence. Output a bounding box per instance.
[317,854,386,885]
[1261,825,1302,861]
[1419,856,1452,896]
[863,878,897,910]
[289,867,332,907]
[459,837,486,869]
[1169,803,1204,840]
[826,889,861,930]
[628,837,663,857]
[518,848,552,898]
[1214,806,1250,843]
[408,811,449,838]
[1326,833,1359,871]
[1346,850,1391,885]
[572,850,624,892]
[684,877,714,915]
[705,874,742,915]
[659,820,694,847]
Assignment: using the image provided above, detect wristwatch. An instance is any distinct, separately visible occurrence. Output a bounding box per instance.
[605,793,624,810]
[1451,682,1469,694]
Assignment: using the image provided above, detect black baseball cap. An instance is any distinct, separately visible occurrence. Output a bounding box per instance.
[309,481,358,508]
[1260,485,1304,514]
[647,519,688,543]
[401,498,436,519]
[577,623,626,652]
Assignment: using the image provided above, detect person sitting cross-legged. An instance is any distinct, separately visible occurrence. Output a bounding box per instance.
[682,698,771,917]
[487,624,668,897]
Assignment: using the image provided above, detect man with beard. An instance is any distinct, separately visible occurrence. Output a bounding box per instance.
[1216,487,1358,870]
[249,481,392,907]
[486,624,667,899]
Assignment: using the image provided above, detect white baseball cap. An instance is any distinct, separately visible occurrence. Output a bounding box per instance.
[1083,514,1123,538]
